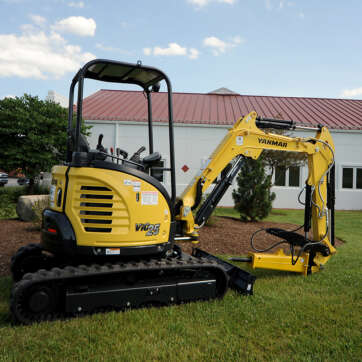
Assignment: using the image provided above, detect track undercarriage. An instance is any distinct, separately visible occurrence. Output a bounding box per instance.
[10,244,255,324]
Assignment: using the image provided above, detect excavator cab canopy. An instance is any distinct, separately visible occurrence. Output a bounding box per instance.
[67,59,177,204]
[82,61,165,89]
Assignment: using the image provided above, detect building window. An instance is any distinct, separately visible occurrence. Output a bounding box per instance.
[274,166,300,187]
[289,166,300,187]
[357,169,362,189]
[151,160,165,183]
[342,166,362,189]
[275,166,286,186]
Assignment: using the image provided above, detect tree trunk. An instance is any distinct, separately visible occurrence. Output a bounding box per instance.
[27,178,35,195]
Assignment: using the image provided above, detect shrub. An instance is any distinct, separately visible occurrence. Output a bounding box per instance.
[0,193,16,218]
[0,184,50,220]
[232,158,276,222]
[32,197,49,229]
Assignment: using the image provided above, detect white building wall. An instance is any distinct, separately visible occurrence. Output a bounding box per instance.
[86,120,362,210]
[46,90,68,108]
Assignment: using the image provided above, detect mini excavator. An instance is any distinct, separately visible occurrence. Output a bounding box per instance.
[10,59,336,324]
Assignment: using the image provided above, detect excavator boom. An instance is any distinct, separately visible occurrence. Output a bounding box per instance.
[176,111,336,275]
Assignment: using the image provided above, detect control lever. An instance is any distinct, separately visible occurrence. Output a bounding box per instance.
[115,148,128,165]
[116,148,120,164]
[96,134,107,153]
[130,146,146,163]
[116,147,128,159]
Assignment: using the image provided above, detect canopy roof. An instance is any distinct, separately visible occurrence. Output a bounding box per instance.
[74,59,167,90]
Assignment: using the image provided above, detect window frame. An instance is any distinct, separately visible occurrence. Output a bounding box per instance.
[273,165,302,188]
[340,164,362,190]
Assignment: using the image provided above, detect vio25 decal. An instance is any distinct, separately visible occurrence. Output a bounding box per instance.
[135,223,160,236]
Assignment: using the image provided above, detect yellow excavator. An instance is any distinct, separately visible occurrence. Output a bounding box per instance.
[10,59,336,324]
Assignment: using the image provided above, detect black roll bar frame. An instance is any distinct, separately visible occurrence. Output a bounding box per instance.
[67,59,177,205]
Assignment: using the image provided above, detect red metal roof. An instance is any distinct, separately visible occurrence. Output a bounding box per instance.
[82,90,362,130]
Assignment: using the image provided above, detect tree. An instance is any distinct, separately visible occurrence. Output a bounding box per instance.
[232,157,276,222]
[0,94,87,193]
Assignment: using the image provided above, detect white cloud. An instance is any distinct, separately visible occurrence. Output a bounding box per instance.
[20,14,47,33]
[143,47,152,56]
[0,28,96,79]
[204,37,226,55]
[265,0,272,10]
[0,94,16,100]
[29,14,46,26]
[144,43,199,59]
[299,12,305,19]
[188,0,235,8]
[20,23,36,33]
[68,1,84,8]
[52,16,96,37]
[189,48,200,59]
[203,35,243,56]
[188,0,209,6]
[154,43,187,56]
[232,35,242,44]
[340,87,362,98]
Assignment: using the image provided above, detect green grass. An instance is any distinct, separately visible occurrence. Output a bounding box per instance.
[0,210,361,361]
[215,207,307,225]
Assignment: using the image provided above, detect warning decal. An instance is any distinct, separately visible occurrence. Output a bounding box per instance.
[132,180,141,192]
[141,191,158,205]
[106,248,120,255]
[236,136,244,145]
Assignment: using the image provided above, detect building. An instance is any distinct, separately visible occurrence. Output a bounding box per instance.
[46,90,68,108]
[81,88,362,210]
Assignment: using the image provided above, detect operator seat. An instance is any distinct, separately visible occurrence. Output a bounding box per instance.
[142,152,162,167]
[126,151,161,171]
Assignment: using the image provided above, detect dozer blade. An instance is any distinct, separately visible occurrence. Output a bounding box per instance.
[192,248,256,295]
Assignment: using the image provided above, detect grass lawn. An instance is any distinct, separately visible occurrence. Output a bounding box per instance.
[0,209,361,361]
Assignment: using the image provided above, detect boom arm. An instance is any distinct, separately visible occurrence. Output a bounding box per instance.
[176,111,336,275]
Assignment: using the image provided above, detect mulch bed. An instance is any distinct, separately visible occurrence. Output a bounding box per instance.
[0,217,342,277]
[180,216,342,254]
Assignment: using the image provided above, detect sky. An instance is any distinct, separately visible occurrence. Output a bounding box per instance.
[0,0,361,101]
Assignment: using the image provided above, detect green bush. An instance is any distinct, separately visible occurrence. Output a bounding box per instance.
[232,158,276,221]
[0,184,50,219]
[0,186,26,203]
[0,193,16,218]
[32,197,49,229]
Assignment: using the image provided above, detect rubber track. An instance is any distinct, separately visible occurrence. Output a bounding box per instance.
[10,244,43,281]
[10,253,228,324]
